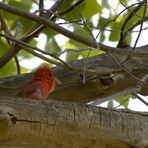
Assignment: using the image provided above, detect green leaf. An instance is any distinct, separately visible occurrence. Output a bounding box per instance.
[115,95,131,108]
[109,23,120,41]
[18,50,33,59]
[0,38,9,56]
[68,39,87,49]
[97,17,110,29]
[17,39,37,59]
[82,0,102,20]
[60,0,85,20]
[42,27,58,37]
[8,0,32,11]
[122,5,146,30]
[126,33,132,45]
[63,41,80,62]
[3,11,18,26]
[0,59,16,77]
[29,39,37,47]
[81,49,104,58]
[59,0,74,13]
[99,32,105,42]
[45,37,61,53]
[73,24,91,40]
[66,52,79,62]
[17,18,33,34]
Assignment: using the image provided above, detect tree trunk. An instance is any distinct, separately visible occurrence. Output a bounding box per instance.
[0,97,147,148]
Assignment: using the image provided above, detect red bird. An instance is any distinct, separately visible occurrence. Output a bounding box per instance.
[16,65,60,99]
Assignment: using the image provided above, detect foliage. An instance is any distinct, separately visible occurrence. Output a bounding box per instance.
[0,0,144,76]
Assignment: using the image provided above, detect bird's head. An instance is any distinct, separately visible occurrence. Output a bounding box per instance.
[33,65,61,84]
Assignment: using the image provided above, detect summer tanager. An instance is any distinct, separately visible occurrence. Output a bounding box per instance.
[16,65,60,99]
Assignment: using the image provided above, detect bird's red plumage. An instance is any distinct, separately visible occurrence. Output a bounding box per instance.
[16,65,58,99]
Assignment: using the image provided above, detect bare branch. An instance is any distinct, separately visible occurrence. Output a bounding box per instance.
[117,1,145,47]
[0,0,64,68]
[0,1,148,71]
[132,0,147,50]
[0,33,71,69]
[132,93,148,106]
[0,12,21,74]
[39,0,44,16]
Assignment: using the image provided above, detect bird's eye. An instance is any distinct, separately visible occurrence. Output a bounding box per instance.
[49,73,52,77]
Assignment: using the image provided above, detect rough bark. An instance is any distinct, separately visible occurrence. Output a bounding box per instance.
[0,97,147,148]
[0,50,148,148]
[0,51,148,103]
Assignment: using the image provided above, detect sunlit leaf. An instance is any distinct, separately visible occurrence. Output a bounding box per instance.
[99,32,105,42]
[82,0,101,20]
[8,0,32,11]
[109,23,120,41]
[98,17,110,29]
[59,0,84,20]
[0,59,16,77]
[115,95,131,108]
[45,37,61,53]
[81,49,104,58]
[0,38,10,56]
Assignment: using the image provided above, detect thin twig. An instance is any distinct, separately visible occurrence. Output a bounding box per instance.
[108,52,142,82]
[117,1,145,47]
[96,2,142,40]
[132,93,148,107]
[14,55,20,74]
[59,19,148,35]
[132,0,147,50]
[120,1,145,36]
[119,1,143,19]
[55,48,91,56]
[126,16,148,33]
[135,74,148,92]
[23,0,63,41]
[39,0,44,16]
[74,7,99,83]
[0,11,21,74]
[0,0,64,68]
[0,33,72,69]
[1,2,148,69]
[59,0,84,15]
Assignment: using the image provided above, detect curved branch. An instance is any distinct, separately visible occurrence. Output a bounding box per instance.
[117,1,145,47]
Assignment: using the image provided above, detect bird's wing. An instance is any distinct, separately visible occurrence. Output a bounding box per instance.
[16,80,45,99]
[29,87,44,99]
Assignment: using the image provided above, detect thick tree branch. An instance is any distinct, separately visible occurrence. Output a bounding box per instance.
[0,52,148,103]
[0,97,147,148]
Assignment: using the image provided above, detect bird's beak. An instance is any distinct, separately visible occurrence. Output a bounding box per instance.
[54,77,61,85]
